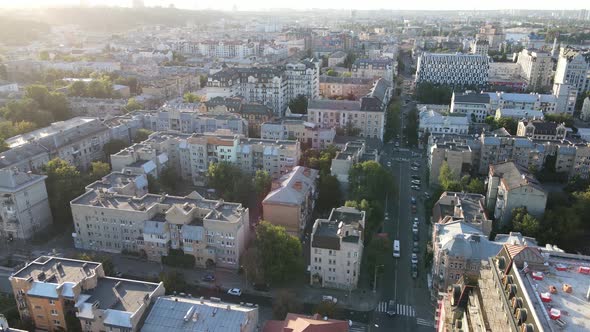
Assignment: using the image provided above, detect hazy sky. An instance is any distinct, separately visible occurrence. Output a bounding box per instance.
[2,0,589,11]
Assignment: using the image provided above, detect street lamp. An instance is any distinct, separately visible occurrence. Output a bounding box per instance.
[373,264,384,293]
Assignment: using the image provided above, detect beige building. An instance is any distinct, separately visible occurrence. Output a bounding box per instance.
[331,140,378,184]
[260,119,336,149]
[432,192,492,236]
[516,49,554,92]
[319,76,374,99]
[516,120,567,141]
[262,166,318,236]
[71,171,250,270]
[310,206,365,290]
[9,256,164,332]
[486,162,547,226]
[328,51,347,67]
[428,141,475,185]
[0,168,53,241]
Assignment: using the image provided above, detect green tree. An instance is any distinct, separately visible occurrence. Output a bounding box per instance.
[415,82,453,104]
[349,161,394,202]
[43,158,85,227]
[39,50,50,60]
[207,162,253,206]
[76,253,114,276]
[159,166,180,192]
[288,94,308,114]
[365,236,392,285]
[343,52,356,70]
[404,106,419,147]
[125,98,143,112]
[103,139,129,161]
[147,174,162,194]
[133,128,152,143]
[199,75,208,88]
[272,290,303,319]
[317,174,342,212]
[466,178,485,195]
[383,101,401,142]
[326,69,338,77]
[256,221,303,283]
[511,208,541,238]
[438,161,460,191]
[0,138,8,152]
[314,301,337,317]
[159,271,187,294]
[253,170,272,199]
[68,81,87,97]
[183,92,200,103]
[90,161,110,180]
[341,71,352,78]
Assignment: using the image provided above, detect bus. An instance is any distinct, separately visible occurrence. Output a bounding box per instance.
[393,240,401,258]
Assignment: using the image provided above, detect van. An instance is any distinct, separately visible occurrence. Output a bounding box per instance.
[393,240,401,258]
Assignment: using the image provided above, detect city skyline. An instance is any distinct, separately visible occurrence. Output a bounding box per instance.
[1,0,590,11]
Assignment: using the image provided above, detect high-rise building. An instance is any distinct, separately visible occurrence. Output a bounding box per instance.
[475,24,506,51]
[516,49,554,92]
[555,47,590,94]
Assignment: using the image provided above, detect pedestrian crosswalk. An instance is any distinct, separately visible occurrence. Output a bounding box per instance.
[416,318,436,327]
[375,301,415,317]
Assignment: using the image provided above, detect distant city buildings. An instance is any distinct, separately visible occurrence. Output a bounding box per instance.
[415,53,489,87]
[475,24,505,51]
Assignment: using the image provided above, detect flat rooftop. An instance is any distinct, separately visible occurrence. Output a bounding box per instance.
[519,251,590,332]
[11,256,100,285]
[83,277,159,312]
[141,296,258,332]
[6,117,97,148]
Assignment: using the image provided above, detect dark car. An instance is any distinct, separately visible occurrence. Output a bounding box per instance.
[413,233,419,241]
[411,197,416,204]
[412,264,418,279]
[411,175,420,180]
[201,274,215,282]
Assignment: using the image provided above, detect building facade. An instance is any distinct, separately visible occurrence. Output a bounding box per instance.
[262,166,318,237]
[0,169,53,241]
[319,76,374,99]
[310,207,365,290]
[351,58,395,82]
[71,171,250,270]
[516,49,554,92]
[555,47,590,94]
[415,53,489,87]
[260,119,335,149]
[516,120,567,141]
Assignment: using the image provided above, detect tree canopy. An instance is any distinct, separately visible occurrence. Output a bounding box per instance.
[44,159,86,228]
[349,160,393,202]
[133,128,152,143]
[288,94,308,114]
[252,221,303,283]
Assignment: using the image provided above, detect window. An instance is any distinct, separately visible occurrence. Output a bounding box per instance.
[51,309,58,316]
[53,320,61,326]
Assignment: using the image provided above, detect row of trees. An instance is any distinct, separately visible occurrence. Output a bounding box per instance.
[438,161,486,195]
[484,116,518,134]
[67,76,121,99]
[404,106,419,147]
[414,82,453,104]
[383,101,401,143]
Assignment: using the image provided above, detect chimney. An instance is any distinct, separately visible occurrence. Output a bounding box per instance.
[293,181,303,191]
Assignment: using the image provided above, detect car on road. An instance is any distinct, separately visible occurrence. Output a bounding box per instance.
[411,185,420,191]
[387,161,391,167]
[411,166,419,171]
[414,217,419,223]
[411,162,420,168]
[411,175,420,180]
[411,253,418,265]
[227,288,242,296]
[412,224,419,234]
[386,300,396,316]
[413,245,419,253]
[322,295,338,304]
[424,192,430,198]
[385,212,389,220]
[413,233,419,241]
[411,197,416,204]
[411,205,417,213]
[201,274,215,282]
[412,264,418,279]
[411,180,421,185]
[395,142,400,147]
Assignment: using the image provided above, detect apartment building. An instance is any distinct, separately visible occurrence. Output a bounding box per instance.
[0,117,111,172]
[582,97,590,121]
[328,51,347,67]
[516,120,567,141]
[476,24,505,51]
[415,53,489,87]
[516,49,554,92]
[487,62,524,92]
[71,171,250,269]
[331,140,378,184]
[308,78,392,140]
[201,96,275,137]
[450,92,492,122]
[110,140,168,178]
[319,76,374,99]
[140,109,247,136]
[174,40,260,59]
[141,296,259,332]
[284,58,321,102]
[9,255,164,332]
[432,191,492,236]
[486,162,547,226]
[437,245,590,332]
[418,108,469,137]
[470,40,489,56]
[494,108,544,120]
[262,166,318,237]
[477,133,546,174]
[260,119,335,149]
[351,58,395,82]
[123,132,300,184]
[428,141,476,186]
[0,168,52,241]
[264,313,350,332]
[310,206,365,290]
[555,47,590,94]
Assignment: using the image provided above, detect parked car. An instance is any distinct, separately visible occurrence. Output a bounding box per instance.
[411,205,417,213]
[411,167,419,171]
[413,245,419,253]
[411,197,416,204]
[412,225,419,234]
[412,264,418,279]
[411,180,421,185]
[386,300,396,316]
[411,185,420,191]
[414,217,419,223]
[395,142,400,147]
[385,212,389,220]
[411,253,418,264]
[322,295,338,304]
[411,162,420,168]
[413,233,419,241]
[424,192,430,198]
[227,288,242,296]
[201,274,215,282]
[387,161,391,167]
[411,175,420,180]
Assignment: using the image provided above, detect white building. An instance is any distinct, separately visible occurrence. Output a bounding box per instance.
[260,119,335,149]
[416,53,489,87]
[470,40,489,55]
[310,206,365,290]
[0,169,53,240]
[418,107,470,137]
[516,49,554,92]
[494,108,544,120]
[140,109,247,136]
[71,171,250,270]
[555,47,590,94]
[284,58,320,103]
[581,97,590,121]
[0,82,18,93]
[351,58,395,82]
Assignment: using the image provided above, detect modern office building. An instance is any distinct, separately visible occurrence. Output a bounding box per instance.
[415,53,489,87]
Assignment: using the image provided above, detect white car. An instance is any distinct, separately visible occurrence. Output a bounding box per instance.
[387,161,392,167]
[411,167,419,171]
[411,185,420,190]
[411,180,421,185]
[322,295,338,303]
[227,288,242,296]
[411,253,418,264]
[414,217,419,223]
[385,212,389,220]
[412,225,419,234]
